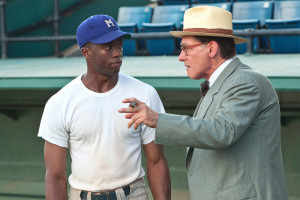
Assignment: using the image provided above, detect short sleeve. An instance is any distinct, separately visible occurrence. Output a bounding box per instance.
[38,96,69,148]
[140,87,165,145]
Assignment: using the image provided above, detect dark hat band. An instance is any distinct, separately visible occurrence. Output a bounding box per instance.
[183,28,233,36]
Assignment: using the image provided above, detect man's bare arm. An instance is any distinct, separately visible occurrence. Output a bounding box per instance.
[44,141,68,200]
[143,141,171,200]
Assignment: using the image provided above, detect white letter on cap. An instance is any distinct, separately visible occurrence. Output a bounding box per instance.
[105,19,115,27]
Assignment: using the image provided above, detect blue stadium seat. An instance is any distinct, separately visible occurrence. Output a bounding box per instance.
[192,2,232,12]
[142,5,189,55]
[234,0,265,2]
[232,1,273,27]
[162,0,223,5]
[149,5,188,29]
[118,6,153,32]
[162,0,191,5]
[118,23,138,56]
[117,7,153,56]
[233,19,260,54]
[232,1,274,53]
[265,1,300,53]
[272,0,300,20]
[142,23,178,55]
[196,0,230,4]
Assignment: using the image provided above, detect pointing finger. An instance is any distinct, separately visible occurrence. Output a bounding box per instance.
[118,107,136,113]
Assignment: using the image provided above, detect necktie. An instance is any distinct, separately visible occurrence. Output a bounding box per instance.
[200,80,209,97]
[187,80,209,169]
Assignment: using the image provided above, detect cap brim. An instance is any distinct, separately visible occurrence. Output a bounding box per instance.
[90,30,131,44]
[169,31,247,44]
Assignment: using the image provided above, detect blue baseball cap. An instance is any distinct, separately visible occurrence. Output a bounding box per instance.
[76,15,131,48]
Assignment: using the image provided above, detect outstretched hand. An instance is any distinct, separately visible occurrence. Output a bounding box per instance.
[118,98,159,130]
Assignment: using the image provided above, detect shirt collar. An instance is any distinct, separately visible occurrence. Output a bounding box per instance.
[208,57,234,88]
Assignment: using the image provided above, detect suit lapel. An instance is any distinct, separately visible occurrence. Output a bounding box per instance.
[186,88,202,170]
[186,58,242,171]
[195,58,242,119]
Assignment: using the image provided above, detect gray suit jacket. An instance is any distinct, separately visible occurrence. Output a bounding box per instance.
[155,58,289,200]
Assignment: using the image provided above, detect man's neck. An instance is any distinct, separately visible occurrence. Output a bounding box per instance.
[81,72,119,93]
[208,58,234,87]
[206,57,227,80]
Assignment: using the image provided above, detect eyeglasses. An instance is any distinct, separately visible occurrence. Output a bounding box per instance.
[180,43,203,56]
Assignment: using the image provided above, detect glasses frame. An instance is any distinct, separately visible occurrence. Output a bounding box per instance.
[180,43,203,56]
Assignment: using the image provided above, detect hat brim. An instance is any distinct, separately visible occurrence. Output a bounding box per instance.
[90,30,131,44]
[169,31,247,44]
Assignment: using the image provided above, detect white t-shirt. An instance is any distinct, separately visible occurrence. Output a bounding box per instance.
[38,72,165,191]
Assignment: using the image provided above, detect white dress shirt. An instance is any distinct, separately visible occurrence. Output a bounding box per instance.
[208,58,234,88]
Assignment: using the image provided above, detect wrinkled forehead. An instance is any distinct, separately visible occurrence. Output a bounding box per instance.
[180,36,200,45]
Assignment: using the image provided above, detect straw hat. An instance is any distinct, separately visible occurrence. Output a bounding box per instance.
[170,6,247,44]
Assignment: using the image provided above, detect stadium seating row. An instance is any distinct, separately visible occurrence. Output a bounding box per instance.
[159,0,300,6]
[117,1,300,56]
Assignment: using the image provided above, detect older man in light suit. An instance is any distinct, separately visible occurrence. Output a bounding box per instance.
[119,6,289,200]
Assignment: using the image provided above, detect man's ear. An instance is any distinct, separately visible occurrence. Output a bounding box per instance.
[208,41,218,58]
[81,47,91,59]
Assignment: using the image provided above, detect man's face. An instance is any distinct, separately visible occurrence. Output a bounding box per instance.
[179,36,212,80]
[86,37,124,77]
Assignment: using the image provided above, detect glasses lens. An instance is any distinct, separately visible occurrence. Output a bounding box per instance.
[181,46,187,56]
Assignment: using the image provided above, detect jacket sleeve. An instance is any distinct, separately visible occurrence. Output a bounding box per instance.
[155,75,262,149]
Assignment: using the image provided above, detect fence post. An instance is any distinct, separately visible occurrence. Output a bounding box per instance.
[54,0,60,57]
[0,0,7,59]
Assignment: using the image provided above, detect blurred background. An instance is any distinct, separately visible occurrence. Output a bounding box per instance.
[0,0,299,199]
